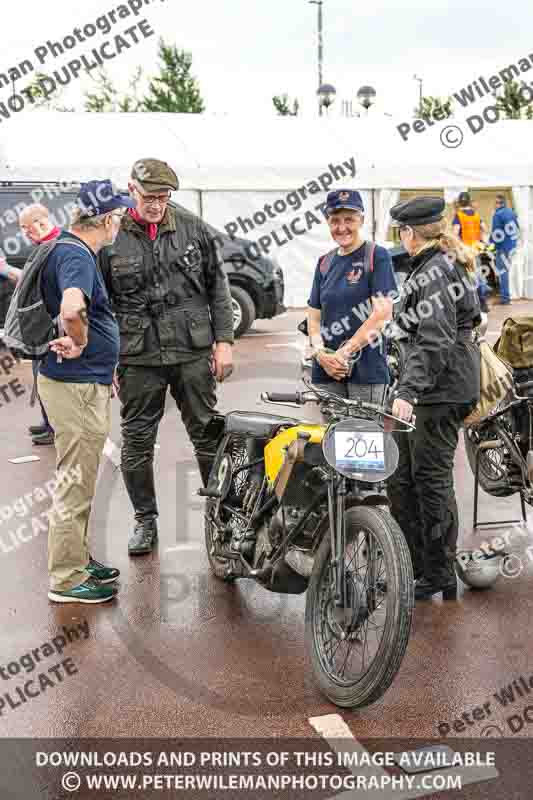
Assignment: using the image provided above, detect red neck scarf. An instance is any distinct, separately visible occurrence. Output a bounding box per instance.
[38,226,61,243]
[129,208,158,241]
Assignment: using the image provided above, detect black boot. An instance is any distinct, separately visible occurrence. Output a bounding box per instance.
[416,531,457,601]
[122,466,158,556]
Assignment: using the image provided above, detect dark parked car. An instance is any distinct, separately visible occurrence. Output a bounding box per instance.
[0,183,286,338]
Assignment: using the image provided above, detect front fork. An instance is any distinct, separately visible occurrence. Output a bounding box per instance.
[327,476,379,619]
[327,474,347,609]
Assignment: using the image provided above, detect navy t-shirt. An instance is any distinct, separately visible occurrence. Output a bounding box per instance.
[40,232,120,385]
[308,243,397,384]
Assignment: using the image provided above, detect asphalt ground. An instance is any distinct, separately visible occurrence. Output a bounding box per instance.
[2,301,533,798]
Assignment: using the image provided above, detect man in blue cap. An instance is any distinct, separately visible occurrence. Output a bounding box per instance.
[38,179,135,604]
[307,189,396,403]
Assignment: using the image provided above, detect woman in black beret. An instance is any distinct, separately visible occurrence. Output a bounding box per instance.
[387,196,481,600]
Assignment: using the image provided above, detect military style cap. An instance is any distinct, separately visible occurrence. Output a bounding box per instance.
[325,189,364,216]
[390,196,445,227]
[131,158,179,193]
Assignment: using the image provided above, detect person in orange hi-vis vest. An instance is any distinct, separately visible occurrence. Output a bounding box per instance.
[453,191,489,312]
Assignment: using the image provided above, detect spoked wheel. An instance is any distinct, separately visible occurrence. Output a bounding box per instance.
[305,506,413,709]
[463,426,516,497]
[204,433,250,581]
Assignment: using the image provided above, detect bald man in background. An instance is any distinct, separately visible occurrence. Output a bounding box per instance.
[0,204,61,281]
[2,204,62,444]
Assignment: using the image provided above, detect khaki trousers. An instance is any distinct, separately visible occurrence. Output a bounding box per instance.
[38,375,111,591]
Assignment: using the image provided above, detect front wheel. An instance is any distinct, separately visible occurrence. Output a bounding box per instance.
[305,505,413,709]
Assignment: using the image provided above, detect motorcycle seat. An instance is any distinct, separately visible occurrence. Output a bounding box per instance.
[225,410,298,439]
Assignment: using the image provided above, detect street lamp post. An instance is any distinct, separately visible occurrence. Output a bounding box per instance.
[317,83,336,115]
[357,85,377,115]
[309,0,324,116]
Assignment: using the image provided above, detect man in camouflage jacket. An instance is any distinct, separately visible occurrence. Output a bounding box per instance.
[98,158,234,555]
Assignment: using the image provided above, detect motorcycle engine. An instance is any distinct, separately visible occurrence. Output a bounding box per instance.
[268,506,323,548]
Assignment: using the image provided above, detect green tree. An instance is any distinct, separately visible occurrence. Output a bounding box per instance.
[84,67,144,112]
[272,93,299,116]
[25,72,75,111]
[143,40,205,113]
[492,79,533,119]
[414,95,453,122]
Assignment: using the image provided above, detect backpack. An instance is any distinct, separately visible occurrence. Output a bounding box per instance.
[464,339,514,427]
[3,239,93,358]
[494,316,533,369]
[298,241,377,336]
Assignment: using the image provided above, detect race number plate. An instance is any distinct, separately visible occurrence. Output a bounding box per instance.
[334,431,385,472]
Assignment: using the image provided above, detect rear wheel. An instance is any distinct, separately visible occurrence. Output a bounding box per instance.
[463,425,517,497]
[305,505,413,709]
[231,286,256,338]
[204,433,250,580]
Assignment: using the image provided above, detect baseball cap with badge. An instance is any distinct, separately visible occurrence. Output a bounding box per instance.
[131,158,179,193]
[77,179,135,218]
[325,189,364,216]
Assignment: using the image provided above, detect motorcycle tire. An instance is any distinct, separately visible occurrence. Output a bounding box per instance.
[204,433,249,581]
[463,427,516,498]
[305,505,413,710]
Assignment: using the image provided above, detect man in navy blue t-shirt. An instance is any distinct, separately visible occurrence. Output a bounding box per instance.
[38,179,135,605]
[307,189,396,403]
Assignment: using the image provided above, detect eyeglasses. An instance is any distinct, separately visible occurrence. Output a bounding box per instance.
[136,188,171,207]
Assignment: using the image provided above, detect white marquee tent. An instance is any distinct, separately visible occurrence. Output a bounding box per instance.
[1,112,532,306]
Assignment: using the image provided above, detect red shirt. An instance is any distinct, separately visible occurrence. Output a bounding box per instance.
[37,226,61,243]
[129,208,158,241]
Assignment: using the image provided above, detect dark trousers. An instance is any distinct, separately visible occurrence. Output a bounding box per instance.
[387,402,473,581]
[117,357,218,519]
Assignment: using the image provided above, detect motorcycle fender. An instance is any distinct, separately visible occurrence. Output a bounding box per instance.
[359,494,390,507]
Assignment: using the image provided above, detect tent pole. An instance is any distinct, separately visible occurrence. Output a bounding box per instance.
[371,188,376,240]
[198,189,203,219]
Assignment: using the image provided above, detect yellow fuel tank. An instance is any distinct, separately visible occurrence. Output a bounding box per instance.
[264,424,325,485]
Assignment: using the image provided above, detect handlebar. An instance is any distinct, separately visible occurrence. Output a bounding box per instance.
[262,392,306,404]
[260,386,416,431]
[261,390,383,414]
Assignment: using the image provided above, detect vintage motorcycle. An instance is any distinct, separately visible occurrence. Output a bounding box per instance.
[201,380,415,709]
[463,316,533,517]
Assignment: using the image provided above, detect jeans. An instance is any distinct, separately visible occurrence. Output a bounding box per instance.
[495,250,513,304]
[314,382,387,403]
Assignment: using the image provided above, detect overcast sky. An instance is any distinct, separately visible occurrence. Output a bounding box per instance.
[1,0,531,121]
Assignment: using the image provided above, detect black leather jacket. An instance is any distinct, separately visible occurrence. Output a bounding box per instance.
[392,245,481,406]
[98,203,234,366]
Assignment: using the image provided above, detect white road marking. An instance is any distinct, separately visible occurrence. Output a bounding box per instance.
[309,713,499,800]
[165,545,202,553]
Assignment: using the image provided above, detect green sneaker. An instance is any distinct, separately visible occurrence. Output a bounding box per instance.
[87,556,120,584]
[48,578,117,604]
